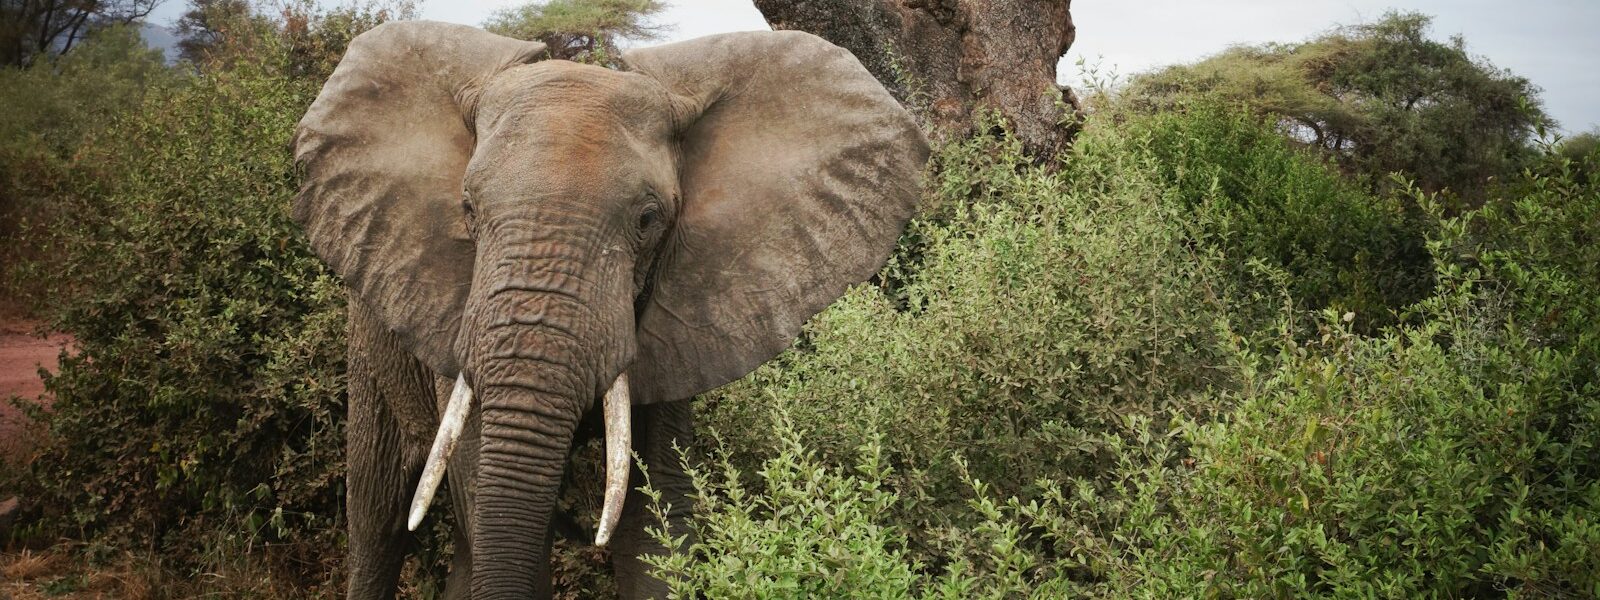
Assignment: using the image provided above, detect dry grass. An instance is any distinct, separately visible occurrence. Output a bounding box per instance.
[1,534,349,599]
[0,528,613,598]
[2,548,63,579]
[2,546,172,600]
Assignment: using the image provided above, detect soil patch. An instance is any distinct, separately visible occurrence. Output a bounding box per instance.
[0,316,72,462]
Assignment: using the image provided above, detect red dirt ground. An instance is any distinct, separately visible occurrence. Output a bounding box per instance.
[0,315,71,461]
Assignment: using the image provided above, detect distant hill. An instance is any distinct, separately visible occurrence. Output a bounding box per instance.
[139,22,180,62]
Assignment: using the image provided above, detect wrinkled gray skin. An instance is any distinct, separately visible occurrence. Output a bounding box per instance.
[293,21,927,599]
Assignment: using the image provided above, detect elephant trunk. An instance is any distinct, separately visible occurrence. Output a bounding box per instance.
[472,367,582,598]
[463,235,637,599]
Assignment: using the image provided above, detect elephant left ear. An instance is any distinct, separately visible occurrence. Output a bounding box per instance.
[622,31,929,403]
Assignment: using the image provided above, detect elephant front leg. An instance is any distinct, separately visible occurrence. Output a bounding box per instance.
[612,399,696,600]
[345,299,436,599]
[345,363,426,599]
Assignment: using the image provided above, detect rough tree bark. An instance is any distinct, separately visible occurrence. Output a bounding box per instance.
[753,0,1079,158]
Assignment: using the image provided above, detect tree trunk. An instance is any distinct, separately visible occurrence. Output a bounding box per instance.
[753,0,1080,158]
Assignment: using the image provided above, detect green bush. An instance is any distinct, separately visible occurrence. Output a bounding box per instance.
[1055,165,1600,595]
[1115,101,1435,331]
[645,420,927,598]
[673,114,1599,597]
[0,26,173,299]
[0,6,395,585]
[0,26,170,176]
[648,414,1103,599]
[699,103,1434,534]
[15,36,346,541]
[701,121,1237,525]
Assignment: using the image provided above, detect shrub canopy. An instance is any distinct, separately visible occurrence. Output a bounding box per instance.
[667,111,1600,599]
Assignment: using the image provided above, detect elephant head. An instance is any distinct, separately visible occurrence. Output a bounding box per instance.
[293,21,926,596]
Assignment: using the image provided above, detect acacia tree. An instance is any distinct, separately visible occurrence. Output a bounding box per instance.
[483,0,665,63]
[172,0,414,79]
[0,0,162,66]
[172,0,250,63]
[753,0,1079,158]
[1122,12,1546,198]
[1560,130,1599,162]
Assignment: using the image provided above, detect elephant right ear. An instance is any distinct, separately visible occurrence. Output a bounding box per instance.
[293,21,546,376]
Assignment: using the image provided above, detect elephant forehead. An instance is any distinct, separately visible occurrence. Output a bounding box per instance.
[479,62,672,133]
[469,64,675,193]
[466,114,644,202]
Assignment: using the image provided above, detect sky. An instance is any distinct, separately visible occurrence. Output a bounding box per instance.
[147,0,1599,133]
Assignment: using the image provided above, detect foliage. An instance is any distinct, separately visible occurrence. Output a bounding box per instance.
[0,25,168,164]
[17,31,340,541]
[674,112,1600,596]
[174,0,415,80]
[173,0,255,64]
[0,0,160,67]
[2,5,1594,597]
[1054,162,1600,596]
[1120,12,1546,200]
[1562,129,1600,162]
[0,25,173,303]
[1556,128,1600,185]
[0,2,395,586]
[1117,101,1435,330]
[699,104,1433,525]
[647,417,1081,599]
[700,118,1236,529]
[483,0,665,63]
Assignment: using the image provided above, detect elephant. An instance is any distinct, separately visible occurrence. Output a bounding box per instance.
[291,20,928,599]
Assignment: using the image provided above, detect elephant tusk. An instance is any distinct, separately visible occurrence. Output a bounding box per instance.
[594,372,632,546]
[407,373,473,532]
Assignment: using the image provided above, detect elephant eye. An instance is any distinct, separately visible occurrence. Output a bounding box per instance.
[637,206,659,230]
